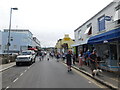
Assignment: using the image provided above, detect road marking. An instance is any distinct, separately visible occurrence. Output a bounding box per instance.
[5,86,9,90]
[110,78,118,82]
[13,78,18,83]
[62,62,106,88]
[20,73,23,76]
[88,81,92,83]
[24,70,27,72]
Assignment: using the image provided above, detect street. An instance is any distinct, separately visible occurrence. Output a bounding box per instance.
[2,55,107,89]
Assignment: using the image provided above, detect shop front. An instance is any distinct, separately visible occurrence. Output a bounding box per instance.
[88,28,120,72]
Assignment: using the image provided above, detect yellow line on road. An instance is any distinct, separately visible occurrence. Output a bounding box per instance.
[62,62,106,88]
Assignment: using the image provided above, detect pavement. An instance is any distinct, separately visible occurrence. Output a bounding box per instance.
[0,60,120,89]
[0,62,16,72]
[62,60,119,90]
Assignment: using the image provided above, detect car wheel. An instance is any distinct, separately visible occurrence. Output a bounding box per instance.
[16,62,19,66]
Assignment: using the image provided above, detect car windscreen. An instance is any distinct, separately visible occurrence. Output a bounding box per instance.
[22,52,31,55]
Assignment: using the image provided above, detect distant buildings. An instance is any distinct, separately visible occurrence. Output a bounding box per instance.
[55,34,75,53]
[74,1,120,71]
[0,29,41,54]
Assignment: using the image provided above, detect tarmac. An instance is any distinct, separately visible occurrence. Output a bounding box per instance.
[0,61,120,90]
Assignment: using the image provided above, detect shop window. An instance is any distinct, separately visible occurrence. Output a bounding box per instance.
[110,44,117,60]
[98,15,105,31]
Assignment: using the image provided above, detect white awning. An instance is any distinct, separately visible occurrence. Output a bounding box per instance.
[114,10,120,21]
[84,26,91,34]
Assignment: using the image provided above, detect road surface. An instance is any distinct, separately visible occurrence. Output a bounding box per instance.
[2,55,106,89]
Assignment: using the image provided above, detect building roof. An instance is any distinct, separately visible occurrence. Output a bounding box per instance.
[4,29,33,35]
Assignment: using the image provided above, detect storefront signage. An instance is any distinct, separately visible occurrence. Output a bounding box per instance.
[105,16,111,21]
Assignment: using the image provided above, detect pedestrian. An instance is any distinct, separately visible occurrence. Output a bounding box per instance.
[66,50,72,72]
[56,52,60,62]
[73,54,76,65]
[78,50,83,69]
[89,49,98,76]
[38,50,42,61]
[85,49,91,66]
[62,52,66,61]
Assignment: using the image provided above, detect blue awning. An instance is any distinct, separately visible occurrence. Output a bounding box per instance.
[88,28,120,44]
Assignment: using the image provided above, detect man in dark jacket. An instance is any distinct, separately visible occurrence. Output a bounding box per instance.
[89,49,98,76]
[66,50,72,72]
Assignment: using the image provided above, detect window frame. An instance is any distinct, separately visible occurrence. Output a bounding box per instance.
[98,15,106,31]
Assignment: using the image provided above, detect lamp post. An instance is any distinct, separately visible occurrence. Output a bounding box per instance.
[7,8,18,62]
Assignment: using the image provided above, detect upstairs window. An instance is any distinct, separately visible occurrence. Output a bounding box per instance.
[114,4,120,24]
[98,15,105,31]
[78,30,82,40]
[84,26,92,35]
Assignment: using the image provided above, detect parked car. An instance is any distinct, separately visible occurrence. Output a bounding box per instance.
[15,50,36,66]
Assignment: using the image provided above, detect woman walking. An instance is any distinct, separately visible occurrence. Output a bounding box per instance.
[78,50,83,69]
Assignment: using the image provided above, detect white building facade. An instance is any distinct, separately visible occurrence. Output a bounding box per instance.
[0,30,2,54]
[74,1,120,71]
[1,29,41,54]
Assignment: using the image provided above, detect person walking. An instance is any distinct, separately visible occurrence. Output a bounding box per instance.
[78,50,83,69]
[56,52,60,62]
[66,50,72,72]
[73,54,76,65]
[38,50,42,61]
[85,49,91,66]
[89,49,98,76]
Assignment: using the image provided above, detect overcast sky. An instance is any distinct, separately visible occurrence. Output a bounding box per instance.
[0,0,114,47]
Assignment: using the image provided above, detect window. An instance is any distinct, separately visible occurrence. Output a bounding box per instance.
[0,45,1,50]
[84,26,92,35]
[115,4,120,11]
[5,45,8,50]
[98,15,105,31]
[114,4,120,24]
[110,44,117,60]
[78,30,82,40]
[14,45,17,49]
[10,37,13,41]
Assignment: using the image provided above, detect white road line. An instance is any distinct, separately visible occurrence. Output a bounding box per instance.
[5,86,9,90]
[20,73,23,76]
[24,70,27,72]
[13,78,18,83]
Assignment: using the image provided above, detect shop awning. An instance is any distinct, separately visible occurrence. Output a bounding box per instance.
[88,28,120,44]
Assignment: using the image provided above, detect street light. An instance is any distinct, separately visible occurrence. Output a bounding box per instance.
[7,7,18,62]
